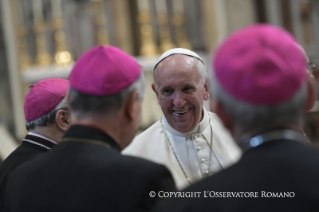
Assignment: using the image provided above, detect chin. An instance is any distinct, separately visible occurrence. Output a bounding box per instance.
[174,125,194,133]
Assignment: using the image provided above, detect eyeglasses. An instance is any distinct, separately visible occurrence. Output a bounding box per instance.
[308,62,316,74]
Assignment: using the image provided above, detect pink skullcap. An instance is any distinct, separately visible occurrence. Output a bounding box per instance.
[69,45,141,96]
[213,24,306,105]
[24,78,69,122]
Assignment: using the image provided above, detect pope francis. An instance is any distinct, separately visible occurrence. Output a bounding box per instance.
[123,48,241,189]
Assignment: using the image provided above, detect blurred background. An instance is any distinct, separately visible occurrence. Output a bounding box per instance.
[0,0,318,162]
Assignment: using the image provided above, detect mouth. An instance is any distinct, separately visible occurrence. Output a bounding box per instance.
[173,108,190,116]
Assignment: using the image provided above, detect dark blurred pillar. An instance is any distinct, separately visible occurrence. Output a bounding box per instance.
[254,0,267,23]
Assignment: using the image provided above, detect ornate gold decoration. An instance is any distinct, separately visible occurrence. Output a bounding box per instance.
[138,12,158,56]
[173,0,192,49]
[173,15,191,49]
[33,0,52,67]
[11,0,32,70]
[157,14,175,53]
[16,25,32,70]
[53,28,73,66]
[51,0,73,66]
[34,23,52,67]
[155,0,175,53]
[13,0,32,70]
[16,26,32,70]
[137,0,158,56]
[91,0,109,45]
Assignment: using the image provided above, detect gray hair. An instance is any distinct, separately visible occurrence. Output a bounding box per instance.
[69,72,146,119]
[211,78,307,132]
[153,55,208,88]
[26,97,68,131]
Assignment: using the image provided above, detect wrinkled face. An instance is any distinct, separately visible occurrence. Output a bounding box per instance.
[153,55,209,133]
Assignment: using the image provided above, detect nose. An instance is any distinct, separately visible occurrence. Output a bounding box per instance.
[172,92,186,107]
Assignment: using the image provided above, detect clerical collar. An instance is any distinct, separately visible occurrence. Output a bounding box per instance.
[162,107,209,137]
[239,129,310,153]
[27,132,58,145]
[62,125,121,152]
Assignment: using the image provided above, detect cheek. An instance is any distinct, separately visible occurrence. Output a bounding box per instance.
[158,97,171,109]
[187,93,203,107]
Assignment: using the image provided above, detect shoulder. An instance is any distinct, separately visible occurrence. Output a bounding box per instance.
[136,120,162,141]
[0,145,42,177]
[207,111,226,129]
[207,111,233,138]
[208,111,240,144]
[119,154,166,172]
[208,111,239,144]
[117,155,173,181]
[123,120,163,154]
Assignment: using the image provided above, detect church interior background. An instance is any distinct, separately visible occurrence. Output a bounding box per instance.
[0,0,318,161]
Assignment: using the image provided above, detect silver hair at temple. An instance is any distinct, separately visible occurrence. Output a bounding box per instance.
[69,72,146,119]
[25,97,68,131]
[211,77,307,132]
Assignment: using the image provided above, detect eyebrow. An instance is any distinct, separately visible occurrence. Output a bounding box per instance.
[160,86,172,91]
[183,84,195,87]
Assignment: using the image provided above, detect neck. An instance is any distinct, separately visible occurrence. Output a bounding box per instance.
[30,126,62,143]
[233,123,301,145]
[71,114,125,149]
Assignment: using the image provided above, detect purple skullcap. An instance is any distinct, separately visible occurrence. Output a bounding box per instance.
[24,78,69,122]
[213,24,307,105]
[69,45,141,96]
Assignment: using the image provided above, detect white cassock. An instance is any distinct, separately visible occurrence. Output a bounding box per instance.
[123,107,242,190]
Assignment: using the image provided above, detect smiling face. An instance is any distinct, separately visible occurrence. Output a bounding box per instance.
[152,55,209,133]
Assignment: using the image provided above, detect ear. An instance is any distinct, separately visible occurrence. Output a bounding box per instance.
[304,73,317,111]
[152,83,160,104]
[55,110,70,131]
[211,100,233,132]
[124,91,140,121]
[203,81,210,101]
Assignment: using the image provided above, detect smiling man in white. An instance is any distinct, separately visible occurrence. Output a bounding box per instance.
[123,48,241,189]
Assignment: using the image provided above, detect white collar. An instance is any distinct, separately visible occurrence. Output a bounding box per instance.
[162,107,209,137]
[27,132,58,145]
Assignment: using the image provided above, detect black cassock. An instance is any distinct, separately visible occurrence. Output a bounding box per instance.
[3,125,175,212]
[154,135,319,212]
[0,134,55,209]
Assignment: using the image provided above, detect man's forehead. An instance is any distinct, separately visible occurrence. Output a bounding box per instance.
[156,64,202,88]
